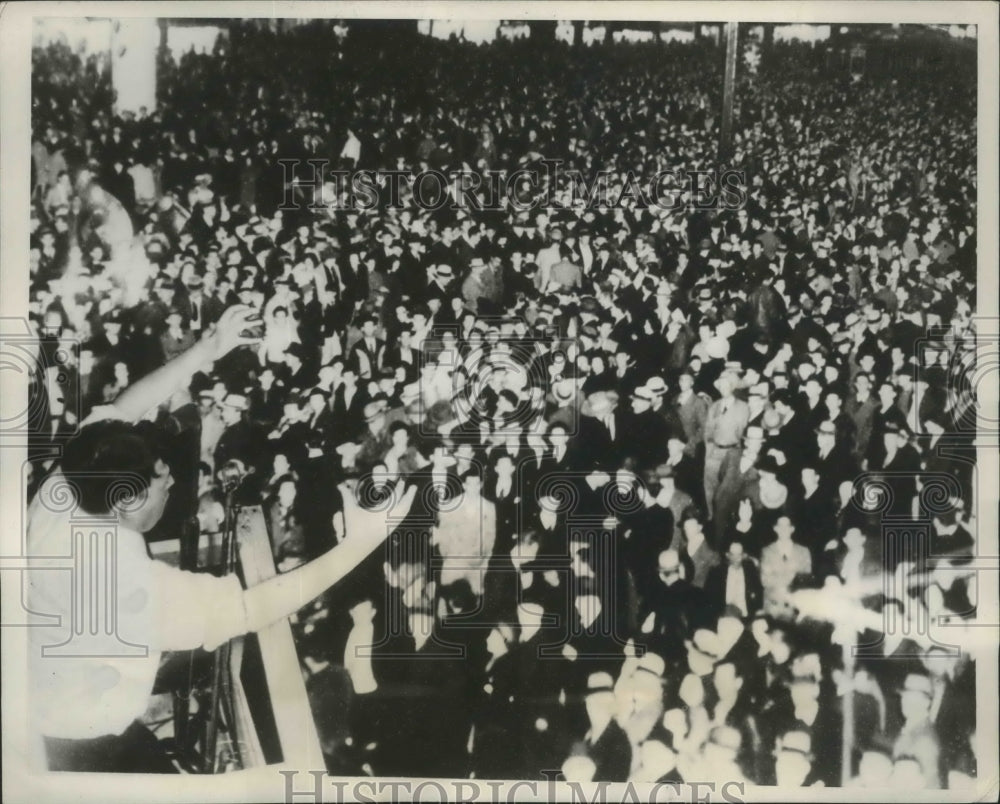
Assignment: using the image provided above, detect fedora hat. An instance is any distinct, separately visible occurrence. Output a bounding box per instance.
[644,376,669,396]
[775,730,813,758]
[586,671,616,695]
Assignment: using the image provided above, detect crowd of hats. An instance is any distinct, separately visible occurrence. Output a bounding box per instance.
[27,28,979,788]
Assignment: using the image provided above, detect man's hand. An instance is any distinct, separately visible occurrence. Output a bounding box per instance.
[203,305,262,361]
[337,479,417,541]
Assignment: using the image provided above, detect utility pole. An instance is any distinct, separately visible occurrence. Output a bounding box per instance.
[719,21,738,164]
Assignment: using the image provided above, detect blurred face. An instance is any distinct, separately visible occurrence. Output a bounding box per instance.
[801,468,818,488]
[392,427,408,449]
[714,663,742,699]
[42,312,62,337]
[549,427,569,446]
[585,690,615,725]
[682,517,702,540]
[278,480,296,508]
[464,475,482,497]
[273,454,290,476]
[631,396,651,414]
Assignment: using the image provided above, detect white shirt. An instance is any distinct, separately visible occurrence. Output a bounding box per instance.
[725,565,748,617]
[25,406,248,740]
[344,619,378,695]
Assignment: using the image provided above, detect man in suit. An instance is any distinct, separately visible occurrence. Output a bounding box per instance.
[760,515,813,620]
[568,388,621,472]
[674,371,709,456]
[569,672,633,782]
[247,366,284,429]
[892,672,943,789]
[713,425,765,544]
[863,420,922,523]
[621,384,671,471]
[350,315,385,380]
[705,540,763,620]
[675,507,720,589]
[354,400,393,473]
[332,365,368,441]
[651,462,693,546]
[640,549,707,660]
[213,392,269,478]
[769,389,814,468]
[182,275,223,334]
[812,420,858,504]
[703,371,750,520]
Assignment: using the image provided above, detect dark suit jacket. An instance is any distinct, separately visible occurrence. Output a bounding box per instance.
[583,719,632,782]
[705,559,764,619]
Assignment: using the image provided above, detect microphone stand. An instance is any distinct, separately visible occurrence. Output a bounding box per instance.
[203,474,243,772]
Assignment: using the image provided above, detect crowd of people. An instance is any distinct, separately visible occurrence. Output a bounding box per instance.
[28,22,980,788]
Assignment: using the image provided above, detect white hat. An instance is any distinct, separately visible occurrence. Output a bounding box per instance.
[223,393,248,410]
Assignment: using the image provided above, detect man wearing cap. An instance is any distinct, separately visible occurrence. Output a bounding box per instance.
[621,383,671,471]
[772,730,817,787]
[426,263,455,302]
[352,399,392,472]
[214,391,268,479]
[869,420,921,518]
[703,371,750,520]
[571,386,623,472]
[567,671,632,782]
[893,672,942,788]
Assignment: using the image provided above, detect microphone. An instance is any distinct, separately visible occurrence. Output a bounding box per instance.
[218,459,256,494]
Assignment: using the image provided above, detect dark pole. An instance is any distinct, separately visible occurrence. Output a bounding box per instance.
[719,21,739,164]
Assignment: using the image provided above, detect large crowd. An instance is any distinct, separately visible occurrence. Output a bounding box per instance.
[28,22,980,788]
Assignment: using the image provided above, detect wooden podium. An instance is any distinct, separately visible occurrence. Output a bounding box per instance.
[222,505,324,770]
